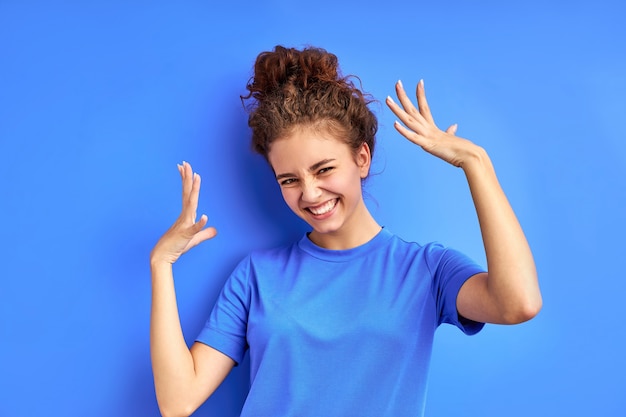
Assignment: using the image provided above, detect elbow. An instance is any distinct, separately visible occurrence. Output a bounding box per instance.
[159,405,194,417]
[502,297,543,325]
[157,396,197,417]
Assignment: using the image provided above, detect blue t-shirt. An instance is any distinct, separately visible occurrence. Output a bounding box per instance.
[196,228,485,416]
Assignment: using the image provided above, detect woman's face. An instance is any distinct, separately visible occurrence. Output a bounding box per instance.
[268,126,371,247]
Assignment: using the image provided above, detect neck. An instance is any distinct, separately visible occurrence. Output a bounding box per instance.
[308,209,381,250]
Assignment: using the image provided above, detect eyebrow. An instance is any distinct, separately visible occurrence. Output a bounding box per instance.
[275,158,336,180]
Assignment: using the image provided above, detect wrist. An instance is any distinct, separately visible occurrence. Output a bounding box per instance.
[150,255,174,271]
[459,144,489,171]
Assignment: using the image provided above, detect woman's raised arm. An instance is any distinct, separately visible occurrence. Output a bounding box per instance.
[150,161,235,417]
[386,80,542,325]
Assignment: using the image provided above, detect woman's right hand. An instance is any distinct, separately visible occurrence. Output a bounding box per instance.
[150,161,217,265]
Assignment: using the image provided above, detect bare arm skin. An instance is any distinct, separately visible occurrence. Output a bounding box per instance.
[150,162,235,417]
[386,80,542,325]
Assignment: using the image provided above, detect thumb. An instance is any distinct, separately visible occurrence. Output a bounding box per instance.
[446,123,458,135]
[188,215,218,246]
[193,214,216,239]
[188,226,218,250]
[197,226,218,242]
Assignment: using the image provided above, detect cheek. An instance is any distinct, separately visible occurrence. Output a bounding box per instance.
[314,180,360,207]
[331,171,363,197]
[280,188,300,209]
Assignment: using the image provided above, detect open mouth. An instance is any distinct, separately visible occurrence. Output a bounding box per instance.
[306,198,338,216]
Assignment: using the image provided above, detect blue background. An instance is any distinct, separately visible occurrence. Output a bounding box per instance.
[1,1,625,416]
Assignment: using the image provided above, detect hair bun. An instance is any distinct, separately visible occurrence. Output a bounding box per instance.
[242,45,377,161]
[247,45,340,100]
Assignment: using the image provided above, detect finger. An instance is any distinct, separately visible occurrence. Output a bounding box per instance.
[416,79,435,125]
[183,162,197,214]
[386,95,426,134]
[177,163,185,203]
[188,172,202,220]
[394,80,425,123]
[197,226,218,243]
[182,161,194,211]
[393,120,428,148]
[179,212,207,240]
[187,217,218,248]
[179,162,187,212]
[189,213,207,232]
[385,95,405,119]
[446,123,458,135]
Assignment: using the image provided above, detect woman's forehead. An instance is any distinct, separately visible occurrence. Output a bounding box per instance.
[268,131,351,171]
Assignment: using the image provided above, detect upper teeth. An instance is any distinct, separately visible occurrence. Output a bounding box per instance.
[309,199,336,215]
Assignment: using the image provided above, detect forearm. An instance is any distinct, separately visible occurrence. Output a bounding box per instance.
[461,146,542,323]
[150,260,198,416]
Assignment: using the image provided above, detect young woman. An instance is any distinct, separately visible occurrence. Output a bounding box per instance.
[150,45,542,417]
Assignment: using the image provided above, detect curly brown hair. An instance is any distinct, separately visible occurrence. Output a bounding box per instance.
[241,45,378,164]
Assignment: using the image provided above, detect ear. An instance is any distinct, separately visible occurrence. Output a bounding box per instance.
[356,142,372,179]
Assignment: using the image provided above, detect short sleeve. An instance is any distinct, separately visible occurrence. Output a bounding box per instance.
[425,243,486,335]
[195,257,251,365]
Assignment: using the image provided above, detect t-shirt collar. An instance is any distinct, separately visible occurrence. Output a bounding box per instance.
[297,227,393,262]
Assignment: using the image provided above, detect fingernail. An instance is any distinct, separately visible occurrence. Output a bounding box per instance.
[419,79,424,88]
[397,80,403,88]
[386,95,394,103]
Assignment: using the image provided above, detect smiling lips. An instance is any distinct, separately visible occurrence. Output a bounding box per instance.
[306,198,338,216]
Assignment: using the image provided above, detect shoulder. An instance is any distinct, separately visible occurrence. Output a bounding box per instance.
[385,232,478,275]
[247,239,300,264]
[230,238,306,281]
[384,231,445,260]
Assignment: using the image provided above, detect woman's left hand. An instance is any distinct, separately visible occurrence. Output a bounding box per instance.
[386,79,479,168]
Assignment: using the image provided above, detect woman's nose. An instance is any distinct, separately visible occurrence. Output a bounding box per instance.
[300,179,322,203]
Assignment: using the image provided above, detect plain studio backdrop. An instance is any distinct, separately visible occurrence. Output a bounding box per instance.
[1,1,624,416]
